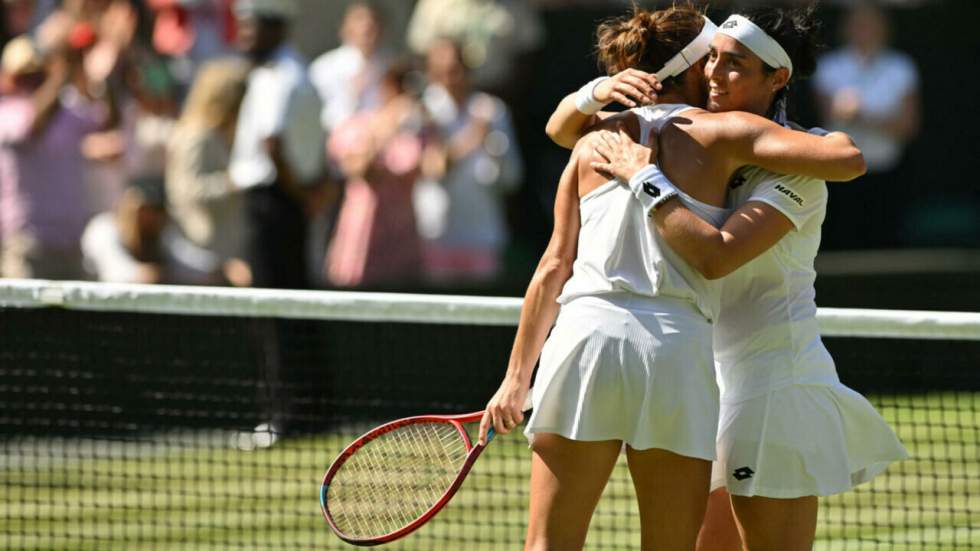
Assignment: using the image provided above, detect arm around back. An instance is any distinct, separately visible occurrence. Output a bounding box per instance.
[653,200,794,280]
[707,111,866,182]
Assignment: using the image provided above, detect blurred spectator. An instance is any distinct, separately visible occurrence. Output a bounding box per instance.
[81,184,225,284]
[0,35,109,280]
[415,38,522,287]
[814,3,921,249]
[229,0,326,290]
[406,0,544,101]
[324,62,436,290]
[147,0,234,88]
[115,44,179,202]
[38,1,141,216]
[36,0,118,56]
[309,0,389,133]
[1,0,55,47]
[166,57,250,287]
[815,4,920,173]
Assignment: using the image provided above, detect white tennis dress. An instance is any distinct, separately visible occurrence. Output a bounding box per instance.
[524,104,729,459]
[710,167,908,497]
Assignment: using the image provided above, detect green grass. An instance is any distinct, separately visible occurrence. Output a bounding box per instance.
[1,393,977,550]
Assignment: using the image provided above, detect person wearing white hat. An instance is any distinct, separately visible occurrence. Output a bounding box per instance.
[228,0,325,290]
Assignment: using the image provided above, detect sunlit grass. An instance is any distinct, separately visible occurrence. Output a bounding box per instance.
[1,393,977,550]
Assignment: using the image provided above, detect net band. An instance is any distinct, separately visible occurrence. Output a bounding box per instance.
[1,279,978,340]
[1,278,978,549]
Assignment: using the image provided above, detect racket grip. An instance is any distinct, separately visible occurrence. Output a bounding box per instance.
[485,427,496,444]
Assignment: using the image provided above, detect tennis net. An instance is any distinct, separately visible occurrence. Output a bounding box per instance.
[1,280,978,550]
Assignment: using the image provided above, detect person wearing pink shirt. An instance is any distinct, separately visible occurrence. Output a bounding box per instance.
[325,63,436,290]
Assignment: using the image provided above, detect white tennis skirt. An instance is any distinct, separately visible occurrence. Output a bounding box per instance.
[524,294,718,461]
[710,382,908,498]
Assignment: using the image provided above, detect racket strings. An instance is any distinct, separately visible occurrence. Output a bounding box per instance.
[327,422,469,538]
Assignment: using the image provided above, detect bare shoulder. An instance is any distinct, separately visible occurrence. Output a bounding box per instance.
[570,129,613,196]
[587,111,640,137]
[658,108,718,148]
[575,111,639,166]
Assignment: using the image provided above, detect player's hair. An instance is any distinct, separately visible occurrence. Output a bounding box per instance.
[738,3,822,118]
[595,3,705,88]
[739,4,822,84]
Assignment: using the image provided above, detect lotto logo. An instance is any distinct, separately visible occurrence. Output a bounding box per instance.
[722,21,738,29]
[643,182,661,198]
[733,466,755,481]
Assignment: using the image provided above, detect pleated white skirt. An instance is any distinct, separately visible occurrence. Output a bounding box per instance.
[524,294,718,461]
[710,382,909,497]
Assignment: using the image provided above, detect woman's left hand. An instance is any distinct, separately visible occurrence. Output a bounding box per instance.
[589,123,658,182]
[592,68,662,108]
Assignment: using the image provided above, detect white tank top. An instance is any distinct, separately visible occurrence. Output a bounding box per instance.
[557,104,730,320]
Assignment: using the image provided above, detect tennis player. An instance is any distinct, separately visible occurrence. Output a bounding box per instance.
[478,5,871,550]
[556,6,908,550]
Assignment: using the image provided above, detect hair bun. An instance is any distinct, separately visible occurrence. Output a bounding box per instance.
[595,4,704,82]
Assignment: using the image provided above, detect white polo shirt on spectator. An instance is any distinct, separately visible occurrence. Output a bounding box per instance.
[230,45,324,189]
[309,44,388,132]
[813,48,919,172]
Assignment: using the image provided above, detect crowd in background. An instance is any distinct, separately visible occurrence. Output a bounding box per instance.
[0,0,932,293]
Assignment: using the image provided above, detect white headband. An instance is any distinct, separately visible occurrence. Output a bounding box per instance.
[716,14,793,79]
[654,16,718,81]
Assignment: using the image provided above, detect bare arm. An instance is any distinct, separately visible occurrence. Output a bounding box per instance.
[478,145,583,444]
[28,56,71,138]
[712,111,866,182]
[545,69,661,149]
[588,125,814,280]
[545,92,606,149]
[652,201,793,280]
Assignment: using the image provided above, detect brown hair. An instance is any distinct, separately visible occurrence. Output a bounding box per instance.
[596,3,705,86]
[177,58,250,132]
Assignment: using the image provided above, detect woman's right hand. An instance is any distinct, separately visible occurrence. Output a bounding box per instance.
[593,68,662,109]
[590,123,658,183]
[478,377,529,446]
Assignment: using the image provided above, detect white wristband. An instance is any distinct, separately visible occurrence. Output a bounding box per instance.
[574,76,611,115]
[628,164,679,216]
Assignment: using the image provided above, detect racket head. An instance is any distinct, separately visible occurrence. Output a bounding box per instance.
[320,411,486,546]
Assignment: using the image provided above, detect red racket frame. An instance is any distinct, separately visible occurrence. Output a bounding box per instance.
[319,411,490,546]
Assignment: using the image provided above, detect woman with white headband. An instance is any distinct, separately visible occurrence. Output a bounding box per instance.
[478,5,870,550]
[546,5,907,550]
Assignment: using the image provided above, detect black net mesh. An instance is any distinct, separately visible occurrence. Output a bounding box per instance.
[0,306,977,550]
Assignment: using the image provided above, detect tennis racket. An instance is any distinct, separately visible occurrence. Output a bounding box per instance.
[319,392,532,546]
